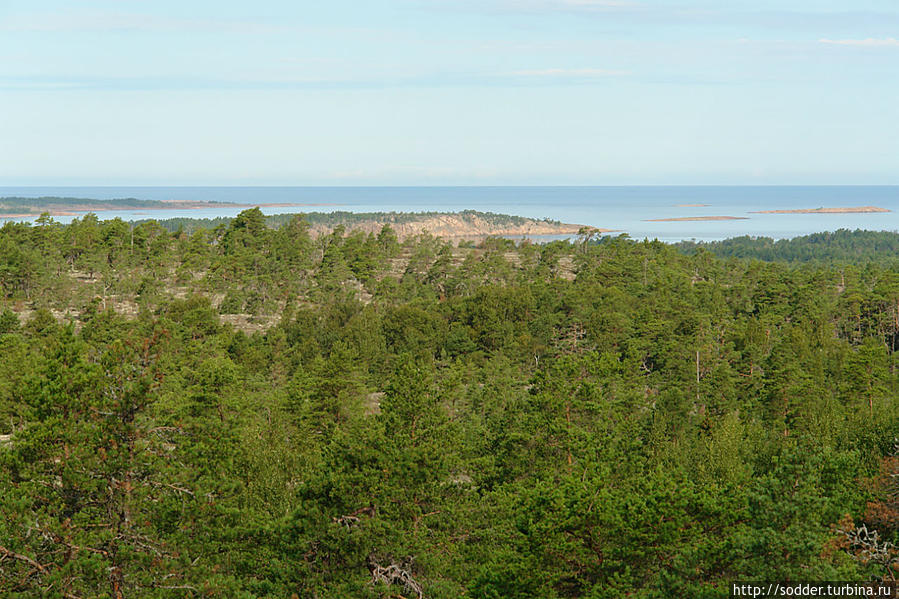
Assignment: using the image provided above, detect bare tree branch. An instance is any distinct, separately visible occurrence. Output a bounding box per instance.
[0,544,47,572]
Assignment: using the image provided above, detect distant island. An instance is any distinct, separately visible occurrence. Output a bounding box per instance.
[674,203,710,207]
[0,196,328,218]
[750,206,890,214]
[645,215,749,222]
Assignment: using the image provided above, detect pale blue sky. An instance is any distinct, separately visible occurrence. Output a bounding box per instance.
[1,0,897,185]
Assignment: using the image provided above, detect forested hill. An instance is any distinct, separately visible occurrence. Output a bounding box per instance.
[2,209,899,596]
[676,229,899,263]
[148,209,588,239]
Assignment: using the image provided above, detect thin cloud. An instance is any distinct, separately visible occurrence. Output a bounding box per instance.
[0,68,633,92]
[0,75,363,92]
[496,0,641,11]
[440,1,899,32]
[510,68,630,77]
[0,13,286,34]
[555,0,639,7]
[819,37,899,47]
[428,0,642,14]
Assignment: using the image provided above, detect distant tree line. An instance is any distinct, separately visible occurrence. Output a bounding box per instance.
[0,196,186,212]
[676,229,899,264]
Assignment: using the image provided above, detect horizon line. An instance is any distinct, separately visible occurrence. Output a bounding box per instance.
[2,183,899,189]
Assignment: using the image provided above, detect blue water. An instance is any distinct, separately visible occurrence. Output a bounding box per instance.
[2,186,899,242]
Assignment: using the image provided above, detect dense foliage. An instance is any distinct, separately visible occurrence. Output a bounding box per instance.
[1,211,898,597]
[676,229,899,264]
[143,209,563,235]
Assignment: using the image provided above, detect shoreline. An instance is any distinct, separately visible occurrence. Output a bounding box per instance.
[0,202,339,219]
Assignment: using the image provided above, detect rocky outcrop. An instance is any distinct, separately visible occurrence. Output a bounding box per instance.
[306,213,604,240]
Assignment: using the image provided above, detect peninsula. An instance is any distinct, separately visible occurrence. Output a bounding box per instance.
[301,211,600,240]
[0,196,328,218]
[151,210,601,241]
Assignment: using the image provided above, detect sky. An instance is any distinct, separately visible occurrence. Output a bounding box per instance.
[0,0,897,186]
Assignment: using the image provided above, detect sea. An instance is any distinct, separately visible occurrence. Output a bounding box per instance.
[2,186,899,243]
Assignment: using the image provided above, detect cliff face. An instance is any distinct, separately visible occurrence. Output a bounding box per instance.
[306,213,604,240]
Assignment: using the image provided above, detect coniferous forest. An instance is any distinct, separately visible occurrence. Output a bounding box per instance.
[3,209,899,597]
